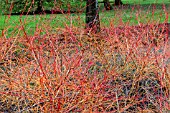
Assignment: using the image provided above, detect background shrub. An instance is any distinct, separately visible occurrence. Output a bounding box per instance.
[1,0,86,14]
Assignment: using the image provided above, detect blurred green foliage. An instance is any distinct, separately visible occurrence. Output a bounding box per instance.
[0,0,86,14]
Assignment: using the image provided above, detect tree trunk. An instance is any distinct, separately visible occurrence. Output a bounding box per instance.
[36,0,43,13]
[115,0,123,5]
[86,0,100,33]
[103,0,112,10]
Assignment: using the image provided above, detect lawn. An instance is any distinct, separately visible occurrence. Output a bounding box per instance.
[0,2,169,37]
[121,0,170,4]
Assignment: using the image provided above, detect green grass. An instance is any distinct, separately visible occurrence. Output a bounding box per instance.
[98,0,170,4]
[0,10,169,37]
[122,0,170,4]
[0,1,169,37]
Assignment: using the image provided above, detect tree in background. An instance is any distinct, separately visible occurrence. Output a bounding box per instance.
[115,0,123,5]
[86,0,100,33]
[103,0,123,10]
[103,0,113,10]
[36,0,43,13]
